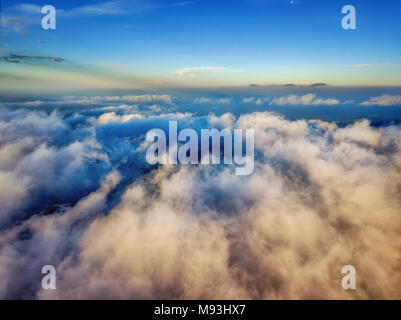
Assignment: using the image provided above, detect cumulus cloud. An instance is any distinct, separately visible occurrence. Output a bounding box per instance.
[361,95,401,107]
[97,112,142,124]
[0,107,400,299]
[0,108,110,227]
[271,94,340,106]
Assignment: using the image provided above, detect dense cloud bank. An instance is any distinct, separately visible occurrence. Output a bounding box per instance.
[0,106,400,299]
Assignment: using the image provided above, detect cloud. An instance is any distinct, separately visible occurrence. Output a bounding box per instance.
[361,95,401,107]
[243,97,267,105]
[194,97,232,104]
[174,67,229,78]
[97,112,142,124]
[208,113,235,129]
[69,2,126,16]
[0,106,400,299]
[0,55,65,64]
[12,4,43,14]
[3,1,165,36]
[273,81,313,86]
[0,109,110,228]
[1,16,31,33]
[271,94,340,106]
[309,83,327,87]
[172,1,197,6]
[11,1,156,18]
[194,97,211,103]
[99,95,173,104]
[67,94,173,105]
[348,63,390,68]
[248,82,328,88]
[3,95,173,108]
[11,101,44,107]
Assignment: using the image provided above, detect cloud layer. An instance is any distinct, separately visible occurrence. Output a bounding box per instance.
[271,94,340,106]
[0,105,400,299]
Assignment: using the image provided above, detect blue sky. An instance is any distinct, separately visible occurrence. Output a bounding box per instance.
[1,0,401,91]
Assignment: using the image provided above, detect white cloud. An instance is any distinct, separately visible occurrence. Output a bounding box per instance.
[174,67,228,78]
[1,108,401,299]
[347,63,392,68]
[194,97,211,103]
[243,97,267,105]
[48,113,401,299]
[361,95,401,107]
[97,112,142,124]
[11,1,154,18]
[208,113,235,129]
[64,1,127,17]
[13,4,42,14]
[100,95,173,104]
[194,97,232,104]
[4,95,174,107]
[270,94,340,106]
[11,101,44,107]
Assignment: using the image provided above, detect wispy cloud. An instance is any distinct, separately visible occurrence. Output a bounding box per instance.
[3,95,174,107]
[12,4,43,14]
[172,1,197,6]
[10,1,172,19]
[272,81,312,86]
[346,63,396,68]
[61,1,130,17]
[174,67,229,78]
[0,55,65,64]
[257,82,328,88]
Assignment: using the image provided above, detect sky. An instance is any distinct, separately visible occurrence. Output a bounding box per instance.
[1,1,401,300]
[1,0,401,92]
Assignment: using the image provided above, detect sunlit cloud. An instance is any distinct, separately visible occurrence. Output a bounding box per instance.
[174,67,229,78]
[0,106,400,299]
